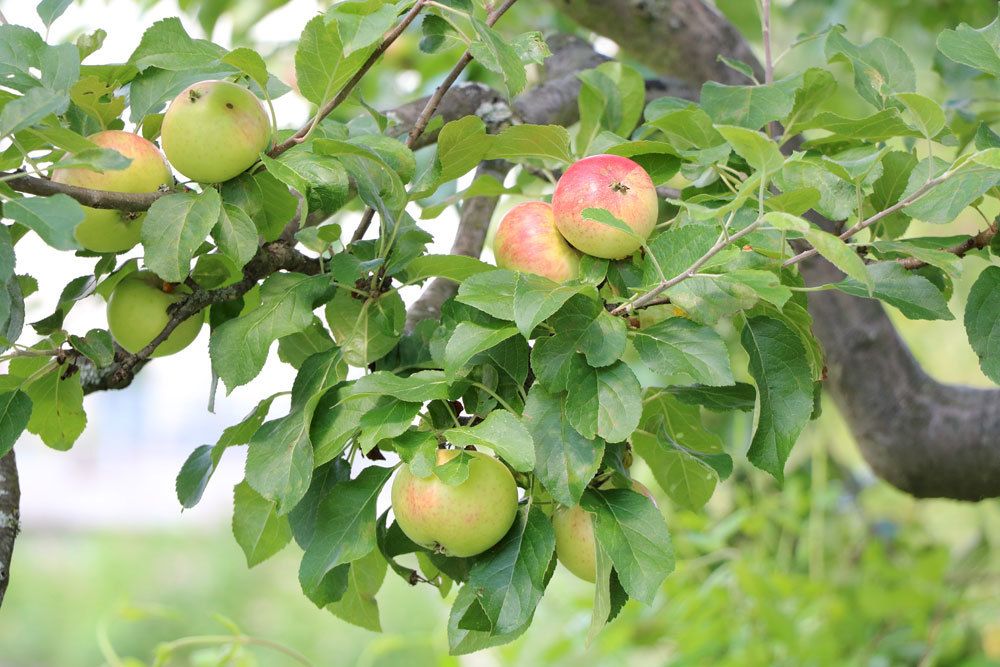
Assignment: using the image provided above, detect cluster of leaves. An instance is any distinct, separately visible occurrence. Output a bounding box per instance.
[0,0,999,653]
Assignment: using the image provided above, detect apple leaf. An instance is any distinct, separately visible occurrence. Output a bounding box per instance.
[142,189,222,283]
[0,390,32,458]
[3,195,83,251]
[631,317,734,386]
[444,409,535,472]
[232,480,293,568]
[964,266,1000,384]
[563,359,642,443]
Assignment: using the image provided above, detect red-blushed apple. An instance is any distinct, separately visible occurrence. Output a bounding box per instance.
[493,201,582,282]
[107,271,204,357]
[161,80,271,183]
[51,130,173,253]
[551,154,658,259]
[553,481,657,583]
[553,504,597,582]
[391,449,518,558]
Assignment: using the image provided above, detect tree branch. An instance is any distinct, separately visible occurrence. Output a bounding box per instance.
[0,450,19,607]
[896,220,998,270]
[3,170,169,211]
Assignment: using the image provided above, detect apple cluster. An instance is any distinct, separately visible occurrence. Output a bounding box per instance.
[52,80,272,357]
[493,154,659,279]
[388,156,660,580]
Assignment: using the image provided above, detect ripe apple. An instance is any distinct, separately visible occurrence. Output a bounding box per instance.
[161,80,271,183]
[493,201,582,282]
[51,130,173,253]
[551,154,658,259]
[553,503,597,582]
[107,271,204,357]
[391,449,518,558]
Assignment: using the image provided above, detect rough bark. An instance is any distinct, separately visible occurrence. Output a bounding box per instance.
[0,450,19,606]
[556,0,1000,500]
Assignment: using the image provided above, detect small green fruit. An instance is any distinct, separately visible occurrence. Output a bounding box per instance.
[107,271,203,357]
[161,80,271,183]
[391,449,518,558]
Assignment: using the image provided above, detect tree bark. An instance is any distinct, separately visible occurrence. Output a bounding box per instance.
[0,450,19,606]
[557,0,1000,500]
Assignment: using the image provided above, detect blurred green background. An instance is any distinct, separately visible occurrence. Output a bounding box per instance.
[2,0,1000,665]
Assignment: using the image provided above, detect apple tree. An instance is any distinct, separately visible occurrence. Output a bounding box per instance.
[0,0,999,654]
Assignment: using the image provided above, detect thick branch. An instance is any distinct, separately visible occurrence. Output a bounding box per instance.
[406,160,510,331]
[3,171,168,211]
[0,450,18,606]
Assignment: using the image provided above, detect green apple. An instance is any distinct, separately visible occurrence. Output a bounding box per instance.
[51,130,173,253]
[391,449,518,558]
[552,504,597,582]
[107,271,204,357]
[161,80,271,183]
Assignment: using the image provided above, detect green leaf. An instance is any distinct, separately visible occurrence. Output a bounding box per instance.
[902,157,1000,225]
[142,189,222,283]
[325,289,405,367]
[531,296,626,376]
[68,329,114,368]
[701,77,798,130]
[764,212,872,293]
[434,115,492,184]
[716,125,784,175]
[581,488,674,604]
[36,0,73,28]
[641,390,723,454]
[9,355,85,451]
[176,444,217,509]
[390,430,438,479]
[326,0,401,54]
[936,11,1000,77]
[782,68,837,132]
[964,266,1000,384]
[245,411,314,514]
[452,505,555,635]
[0,88,70,138]
[740,316,814,481]
[295,15,370,107]
[0,390,32,458]
[311,385,380,465]
[278,152,351,215]
[221,47,271,89]
[522,385,604,507]
[512,273,591,339]
[328,548,387,631]
[358,398,421,453]
[232,480,292,567]
[825,30,916,108]
[299,465,394,603]
[631,318,734,386]
[3,195,82,251]
[402,255,494,283]
[457,269,517,321]
[564,360,642,443]
[833,261,953,321]
[795,109,920,141]
[217,393,280,448]
[469,18,527,96]
[776,156,854,221]
[485,124,574,164]
[444,410,534,472]
[895,92,946,138]
[433,450,472,486]
[129,17,225,71]
[213,203,259,268]
[211,273,334,390]
[350,370,452,402]
[632,430,717,510]
[576,62,645,156]
[443,322,519,376]
[669,383,756,412]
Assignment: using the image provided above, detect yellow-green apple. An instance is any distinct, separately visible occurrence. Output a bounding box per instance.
[391,449,518,557]
[553,482,657,583]
[51,130,173,253]
[107,271,204,356]
[551,154,658,259]
[161,80,271,183]
[553,504,596,582]
[493,201,582,282]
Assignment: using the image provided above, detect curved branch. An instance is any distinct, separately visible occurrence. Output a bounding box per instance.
[0,450,19,606]
[3,171,168,211]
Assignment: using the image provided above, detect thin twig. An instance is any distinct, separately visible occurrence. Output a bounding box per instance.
[267,0,430,158]
[350,0,520,244]
[760,0,779,139]
[896,219,998,270]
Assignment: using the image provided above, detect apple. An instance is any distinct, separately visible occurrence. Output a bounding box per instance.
[107,271,204,357]
[51,130,173,253]
[493,201,582,282]
[554,481,657,583]
[553,504,597,582]
[161,80,271,183]
[551,154,658,259]
[391,449,518,558]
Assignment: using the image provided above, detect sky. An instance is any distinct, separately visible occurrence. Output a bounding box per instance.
[2,0,471,530]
